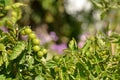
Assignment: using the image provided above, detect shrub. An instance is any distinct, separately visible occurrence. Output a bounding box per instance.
[0,0,120,80]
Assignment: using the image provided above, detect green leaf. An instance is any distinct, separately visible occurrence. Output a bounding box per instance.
[68,38,78,50]
[6,78,12,80]
[76,62,89,78]
[0,56,3,66]
[0,0,5,8]
[19,53,25,64]
[46,61,57,68]
[35,75,44,80]
[82,40,91,54]
[5,20,13,30]
[0,43,5,51]
[95,65,101,74]
[100,10,107,20]
[12,3,25,8]
[9,41,25,60]
[0,75,6,80]
[91,0,103,8]
[4,0,12,6]
[5,33,16,44]
[27,55,34,69]
[5,2,25,10]
[0,13,4,17]
[2,51,9,68]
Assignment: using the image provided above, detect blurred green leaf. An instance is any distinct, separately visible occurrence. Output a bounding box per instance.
[46,61,57,68]
[76,62,88,79]
[100,10,107,20]
[68,38,78,50]
[9,41,25,60]
[4,0,12,6]
[2,51,9,68]
[82,40,91,54]
[91,0,103,8]
[0,56,3,66]
[95,65,101,74]
[0,43,5,51]
[0,75,6,80]
[35,74,44,80]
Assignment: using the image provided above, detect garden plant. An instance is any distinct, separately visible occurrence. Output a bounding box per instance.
[0,0,120,80]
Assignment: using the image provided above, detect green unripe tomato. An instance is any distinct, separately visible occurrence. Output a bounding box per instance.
[32,38,40,45]
[42,49,47,54]
[33,45,40,52]
[24,28,32,34]
[29,33,36,39]
[20,30,26,35]
[37,51,44,57]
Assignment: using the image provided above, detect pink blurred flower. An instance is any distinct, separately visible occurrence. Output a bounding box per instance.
[107,30,112,36]
[37,33,52,45]
[78,33,89,48]
[78,41,85,48]
[20,35,28,41]
[0,26,8,32]
[50,31,58,41]
[79,33,88,41]
[50,43,67,54]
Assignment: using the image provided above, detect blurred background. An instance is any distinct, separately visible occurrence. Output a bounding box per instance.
[1,0,120,54]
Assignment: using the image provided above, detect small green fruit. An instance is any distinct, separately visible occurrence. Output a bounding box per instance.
[32,38,40,45]
[37,51,44,57]
[20,30,26,35]
[42,49,47,54]
[29,33,36,39]
[24,28,32,34]
[33,45,40,52]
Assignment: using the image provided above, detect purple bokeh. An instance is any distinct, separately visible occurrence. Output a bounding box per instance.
[78,33,89,48]
[50,31,58,41]
[20,35,28,41]
[50,43,67,54]
[0,27,8,32]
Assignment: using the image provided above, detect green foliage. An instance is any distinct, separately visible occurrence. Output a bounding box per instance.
[9,41,25,60]
[46,32,120,79]
[91,0,120,20]
[0,0,6,18]
[68,38,78,50]
[0,0,120,80]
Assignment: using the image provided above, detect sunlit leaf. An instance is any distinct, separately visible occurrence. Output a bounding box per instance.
[82,40,91,54]
[0,75,6,80]
[5,2,25,10]
[35,75,44,80]
[68,38,78,50]
[0,43,5,51]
